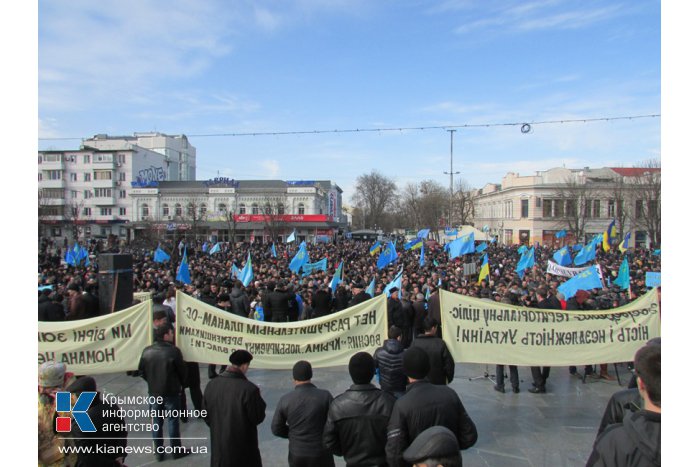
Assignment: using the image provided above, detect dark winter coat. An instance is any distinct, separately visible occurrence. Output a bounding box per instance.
[385,380,478,467]
[427,292,441,325]
[39,299,65,322]
[263,289,296,321]
[311,289,333,317]
[388,297,407,330]
[203,370,267,467]
[374,339,407,393]
[587,410,660,467]
[411,300,427,335]
[323,384,396,467]
[410,334,455,385]
[271,382,333,457]
[348,290,372,308]
[229,287,250,318]
[597,388,644,436]
[137,340,187,397]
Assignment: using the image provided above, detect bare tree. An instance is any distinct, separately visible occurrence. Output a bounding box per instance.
[417,180,449,232]
[630,159,661,248]
[353,171,398,231]
[453,178,475,226]
[261,197,286,242]
[608,175,632,241]
[184,198,207,242]
[552,175,601,243]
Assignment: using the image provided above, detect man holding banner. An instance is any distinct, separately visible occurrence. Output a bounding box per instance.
[529,287,561,394]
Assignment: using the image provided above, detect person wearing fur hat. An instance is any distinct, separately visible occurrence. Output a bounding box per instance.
[38,361,77,466]
[323,352,396,467]
[272,361,334,466]
[203,349,267,467]
[386,347,478,467]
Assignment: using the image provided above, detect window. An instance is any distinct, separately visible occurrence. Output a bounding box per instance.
[83,155,90,164]
[41,188,64,199]
[71,190,78,199]
[119,172,126,181]
[83,207,92,216]
[565,200,576,217]
[542,199,553,218]
[584,200,592,218]
[101,227,110,236]
[535,197,541,208]
[264,204,272,215]
[119,190,126,199]
[118,153,126,163]
[239,204,246,214]
[47,170,62,180]
[163,204,170,216]
[43,154,60,162]
[94,170,112,180]
[277,203,285,215]
[175,203,182,217]
[141,204,149,217]
[83,190,92,199]
[70,173,77,182]
[636,200,644,218]
[520,199,528,218]
[592,200,601,218]
[84,173,91,182]
[218,203,227,214]
[100,208,112,216]
[94,188,112,198]
[51,228,62,237]
[71,206,78,217]
[608,200,616,217]
[84,227,91,236]
[553,200,563,218]
[251,203,259,214]
[298,203,305,215]
[648,199,658,215]
[94,153,113,163]
[199,203,207,216]
[38,173,42,181]
[119,207,126,216]
[39,206,60,216]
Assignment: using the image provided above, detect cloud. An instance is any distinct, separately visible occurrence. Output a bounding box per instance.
[262,159,281,178]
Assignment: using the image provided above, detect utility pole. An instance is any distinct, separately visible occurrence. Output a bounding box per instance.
[444,130,460,228]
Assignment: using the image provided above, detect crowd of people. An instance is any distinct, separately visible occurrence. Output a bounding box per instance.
[38,234,661,466]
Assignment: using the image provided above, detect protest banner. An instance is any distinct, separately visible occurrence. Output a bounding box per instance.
[546,260,603,280]
[133,291,151,303]
[176,292,388,369]
[38,300,152,374]
[440,288,660,366]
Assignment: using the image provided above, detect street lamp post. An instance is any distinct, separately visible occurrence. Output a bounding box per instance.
[443,130,460,228]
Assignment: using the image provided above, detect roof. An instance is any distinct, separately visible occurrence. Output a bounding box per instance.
[609,167,661,177]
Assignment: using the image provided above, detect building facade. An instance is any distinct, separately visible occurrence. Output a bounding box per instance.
[38,133,196,242]
[471,166,660,248]
[129,178,347,243]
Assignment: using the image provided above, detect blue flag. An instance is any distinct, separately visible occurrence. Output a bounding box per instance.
[574,240,597,266]
[302,258,328,277]
[475,242,488,254]
[448,233,474,260]
[553,246,572,267]
[154,246,171,263]
[419,243,425,268]
[365,276,376,297]
[330,261,343,294]
[239,253,254,287]
[377,242,398,270]
[517,245,528,254]
[557,266,603,300]
[384,269,403,299]
[289,242,309,273]
[271,243,277,258]
[645,272,661,287]
[572,244,583,252]
[286,229,296,243]
[613,257,630,289]
[230,262,241,280]
[202,241,208,252]
[652,249,661,256]
[444,228,458,236]
[516,247,535,276]
[555,229,567,239]
[416,228,430,239]
[176,247,191,284]
[208,242,221,255]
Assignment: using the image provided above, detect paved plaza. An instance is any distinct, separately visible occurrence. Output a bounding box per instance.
[93,362,632,467]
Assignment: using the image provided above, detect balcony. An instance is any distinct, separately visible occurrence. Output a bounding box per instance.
[92,196,117,206]
[40,198,66,206]
[40,160,64,170]
[39,179,66,189]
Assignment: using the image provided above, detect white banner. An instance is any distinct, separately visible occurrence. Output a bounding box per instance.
[547,260,603,280]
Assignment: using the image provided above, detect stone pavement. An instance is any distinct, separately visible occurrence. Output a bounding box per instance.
[94,362,632,467]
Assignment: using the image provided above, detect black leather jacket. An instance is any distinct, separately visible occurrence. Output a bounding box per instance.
[411,334,455,385]
[229,287,250,318]
[323,384,396,467]
[374,339,407,392]
[138,340,187,397]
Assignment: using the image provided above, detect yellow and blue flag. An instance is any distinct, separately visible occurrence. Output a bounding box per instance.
[478,254,490,283]
[618,232,631,253]
[369,241,382,256]
[603,220,617,252]
[404,238,423,250]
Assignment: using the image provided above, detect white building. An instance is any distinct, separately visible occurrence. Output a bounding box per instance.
[129,178,347,243]
[38,133,196,242]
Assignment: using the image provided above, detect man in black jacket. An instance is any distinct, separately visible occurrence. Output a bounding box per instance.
[228,280,250,318]
[272,361,334,467]
[410,317,455,385]
[386,347,478,467]
[324,352,396,467]
[348,281,371,307]
[311,286,333,318]
[264,281,296,322]
[374,326,407,397]
[39,292,66,321]
[66,376,128,467]
[387,288,408,346]
[203,350,267,467]
[529,287,560,394]
[138,323,190,461]
[587,343,660,466]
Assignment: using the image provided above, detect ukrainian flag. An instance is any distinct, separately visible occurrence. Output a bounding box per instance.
[478,254,490,283]
[618,232,631,253]
[603,220,617,252]
[369,241,382,256]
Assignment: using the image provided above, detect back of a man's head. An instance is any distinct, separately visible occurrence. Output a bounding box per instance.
[388,325,402,340]
[634,343,661,409]
[154,323,173,341]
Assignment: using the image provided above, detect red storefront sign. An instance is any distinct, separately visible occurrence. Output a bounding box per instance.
[234,214,332,223]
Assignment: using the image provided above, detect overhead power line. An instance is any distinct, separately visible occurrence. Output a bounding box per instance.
[38,113,660,141]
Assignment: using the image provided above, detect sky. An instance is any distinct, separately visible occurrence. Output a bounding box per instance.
[37,0,660,202]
